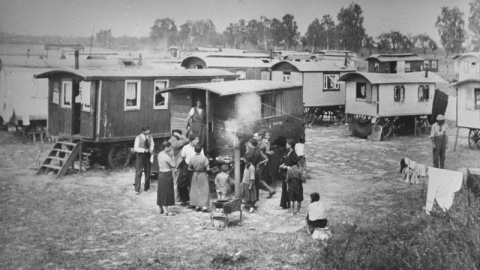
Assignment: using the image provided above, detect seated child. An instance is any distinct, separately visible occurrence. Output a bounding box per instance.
[242,161,257,213]
[306,192,328,234]
[215,164,231,199]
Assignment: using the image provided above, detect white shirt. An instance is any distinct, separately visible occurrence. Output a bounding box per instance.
[307,201,326,221]
[181,144,204,164]
[295,143,305,157]
[133,133,154,153]
[189,107,203,117]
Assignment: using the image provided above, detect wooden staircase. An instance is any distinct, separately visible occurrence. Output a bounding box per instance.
[36,140,83,178]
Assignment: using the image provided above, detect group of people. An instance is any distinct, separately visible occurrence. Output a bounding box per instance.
[132,123,329,234]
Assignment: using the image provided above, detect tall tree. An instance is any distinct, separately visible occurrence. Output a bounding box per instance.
[435,6,466,57]
[305,18,322,52]
[428,39,438,56]
[150,18,178,49]
[415,34,435,54]
[319,15,336,50]
[191,19,217,46]
[337,2,366,51]
[179,21,193,50]
[468,0,480,50]
[270,18,284,48]
[282,14,299,49]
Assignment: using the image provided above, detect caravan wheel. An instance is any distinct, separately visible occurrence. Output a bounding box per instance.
[468,129,480,150]
[107,144,132,169]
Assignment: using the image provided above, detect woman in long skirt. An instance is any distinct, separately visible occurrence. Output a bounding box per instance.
[157,141,177,216]
[188,145,210,212]
[279,139,298,209]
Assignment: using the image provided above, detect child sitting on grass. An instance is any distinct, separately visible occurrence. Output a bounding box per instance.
[242,160,257,213]
[215,164,231,200]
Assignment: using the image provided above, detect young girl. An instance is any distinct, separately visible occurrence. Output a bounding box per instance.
[242,161,257,213]
[215,164,231,199]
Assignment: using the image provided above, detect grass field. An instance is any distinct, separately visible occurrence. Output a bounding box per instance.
[1,124,479,269]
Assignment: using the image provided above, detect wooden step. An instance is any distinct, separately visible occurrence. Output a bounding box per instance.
[41,164,62,170]
[49,149,73,154]
[45,156,68,162]
[57,141,78,147]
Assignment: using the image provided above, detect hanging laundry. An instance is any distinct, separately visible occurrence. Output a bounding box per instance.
[425,167,463,214]
[401,158,427,184]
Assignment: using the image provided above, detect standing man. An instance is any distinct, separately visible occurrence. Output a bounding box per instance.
[244,138,275,200]
[168,129,189,204]
[430,114,448,169]
[178,134,204,206]
[134,126,154,195]
[254,131,276,198]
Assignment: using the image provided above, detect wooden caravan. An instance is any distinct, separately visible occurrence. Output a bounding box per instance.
[269,61,355,124]
[452,79,480,149]
[33,68,238,175]
[423,57,439,72]
[453,53,480,82]
[340,72,436,138]
[158,80,304,157]
[181,52,273,80]
[366,53,425,74]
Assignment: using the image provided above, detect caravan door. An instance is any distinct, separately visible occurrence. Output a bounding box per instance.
[78,81,97,138]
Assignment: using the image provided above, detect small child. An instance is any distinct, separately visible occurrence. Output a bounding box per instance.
[242,161,257,213]
[215,164,231,199]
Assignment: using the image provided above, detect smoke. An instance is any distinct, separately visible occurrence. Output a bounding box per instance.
[219,93,261,149]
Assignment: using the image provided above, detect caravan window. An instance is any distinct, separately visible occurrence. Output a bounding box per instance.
[323,74,340,91]
[394,85,405,102]
[432,60,437,69]
[418,85,430,102]
[261,93,283,118]
[356,83,366,100]
[60,81,72,108]
[475,89,480,110]
[154,80,169,110]
[283,72,291,82]
[125,80,141,110]
[405,63,411,72]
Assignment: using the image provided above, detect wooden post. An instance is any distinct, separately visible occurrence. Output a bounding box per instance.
[78,141,83,173]
[454,127,460,152]
[205,91,209,152]
[234,147,241,199]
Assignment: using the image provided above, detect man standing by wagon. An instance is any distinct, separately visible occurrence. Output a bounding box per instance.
[430,114,448,169]
[178,134,204,206]
[134,126,155,195]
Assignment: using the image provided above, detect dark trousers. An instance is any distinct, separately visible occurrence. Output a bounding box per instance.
[306,216,328,234]
[255,165,274,198]
[432,136,446,169]
[178,170,193,203]
[280,181,290,209]
[135,153,151,192]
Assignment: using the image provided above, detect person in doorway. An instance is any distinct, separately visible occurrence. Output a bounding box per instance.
[133,126,154,195]
[306,192,328,234]
[279,139,298,209]
[187,99,207,148]
[430,114,449,169]
[215,164,231,199]
[178,135,203,206]
[189,145,210,212]
[286,163,306,215]
[168,129,189,203]
[156,141,177,216]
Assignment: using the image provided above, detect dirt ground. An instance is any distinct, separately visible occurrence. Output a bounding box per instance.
[1,122,479,269]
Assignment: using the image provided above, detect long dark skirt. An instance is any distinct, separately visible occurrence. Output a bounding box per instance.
[157,171,175,206]
[280,181,290,209]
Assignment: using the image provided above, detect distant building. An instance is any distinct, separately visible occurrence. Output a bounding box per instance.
[366,53,425,73]
[453,52,480,82]
[423,57,439,72]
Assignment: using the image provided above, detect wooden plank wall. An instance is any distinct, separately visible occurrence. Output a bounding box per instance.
[170,89,192,135]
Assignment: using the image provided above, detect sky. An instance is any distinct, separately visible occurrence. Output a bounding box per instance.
[0,0,472,43]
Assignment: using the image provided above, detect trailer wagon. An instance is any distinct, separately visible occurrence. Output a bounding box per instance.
[33,68,238,177]
[453,79,480,149]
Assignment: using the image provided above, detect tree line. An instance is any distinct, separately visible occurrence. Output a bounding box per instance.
[2,1,480,57]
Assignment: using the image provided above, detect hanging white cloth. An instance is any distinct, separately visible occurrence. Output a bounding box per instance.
[425,167,463,214]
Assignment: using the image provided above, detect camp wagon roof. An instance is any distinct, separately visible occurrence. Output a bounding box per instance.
[181,54,273,68]
[158,80,301,96]
[33,67,238,80]
[339,72,436,85]
[365,53,424,62]
[270,61,356,72]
